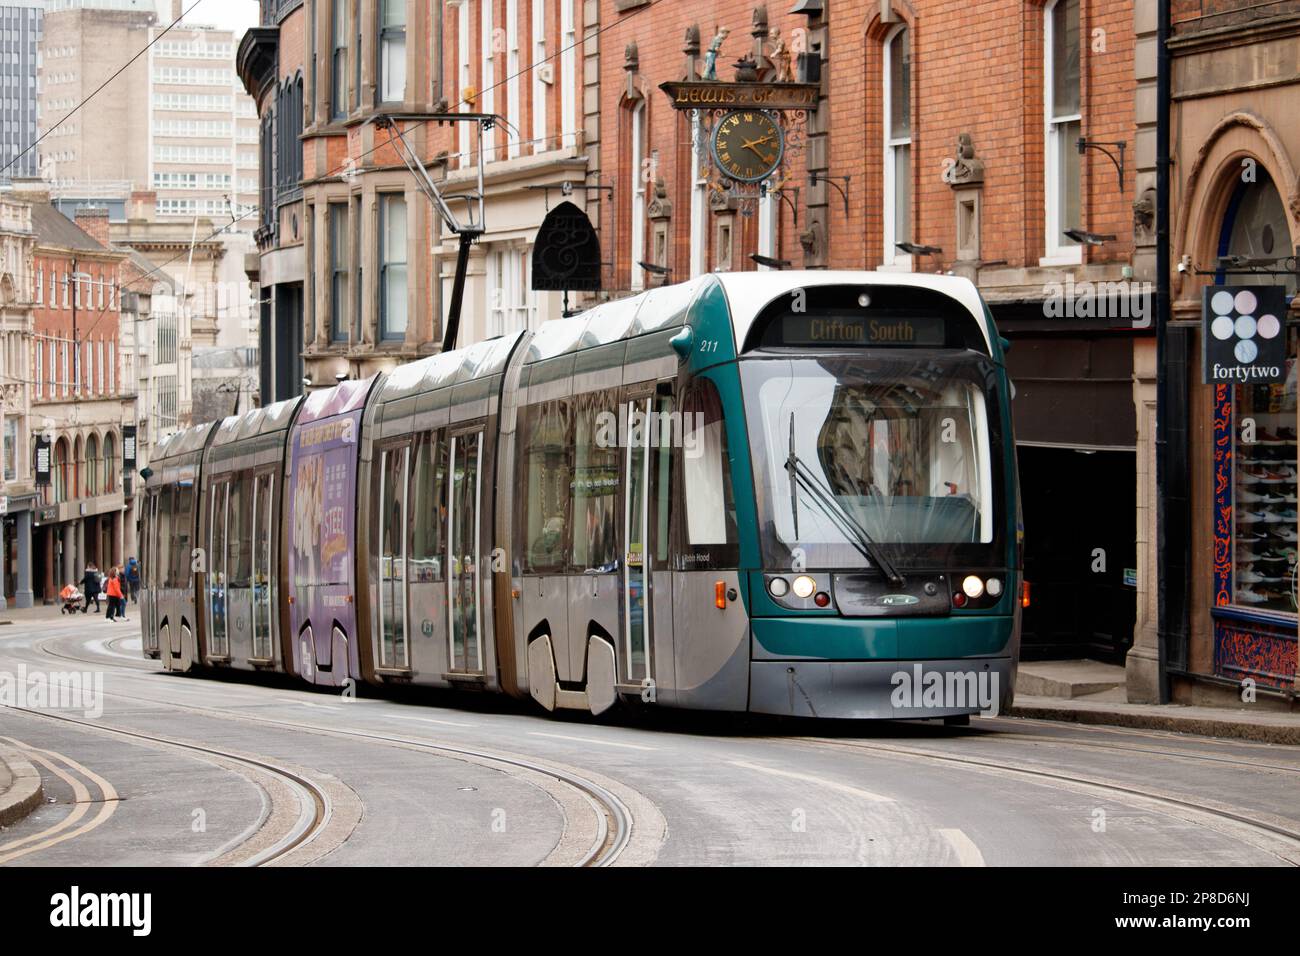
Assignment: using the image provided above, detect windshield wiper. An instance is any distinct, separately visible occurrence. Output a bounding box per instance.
[785,415,905,586]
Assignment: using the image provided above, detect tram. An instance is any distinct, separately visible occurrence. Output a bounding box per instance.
[141,271,1021,720]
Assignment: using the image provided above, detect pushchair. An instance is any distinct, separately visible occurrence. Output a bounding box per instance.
[59,585,84,614]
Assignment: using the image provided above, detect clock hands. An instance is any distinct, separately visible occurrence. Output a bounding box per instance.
[739,134,777,166]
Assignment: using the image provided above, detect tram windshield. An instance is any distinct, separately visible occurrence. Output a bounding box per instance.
[742,352,1004,570]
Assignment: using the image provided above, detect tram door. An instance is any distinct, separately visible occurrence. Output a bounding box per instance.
[448,429,483,673]
[251,473,274,661]
[623,395,654,687]
[143,491,158,654]
[208,480,229,658]
[378,445,410,671]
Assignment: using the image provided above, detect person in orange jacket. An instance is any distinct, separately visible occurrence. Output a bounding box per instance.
[105,566,124,622]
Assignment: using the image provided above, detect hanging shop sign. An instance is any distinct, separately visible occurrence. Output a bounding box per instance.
[531,201,603,293]
[122,424,137,472]
[34,437,50,487]
[1202,286,1288,385]
[660,80,819,112]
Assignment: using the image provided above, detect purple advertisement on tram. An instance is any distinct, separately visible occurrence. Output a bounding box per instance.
[286,378,373,685]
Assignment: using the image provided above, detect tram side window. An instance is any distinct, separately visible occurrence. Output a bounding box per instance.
[228,475,253,589]
[676,379,739,569]
[654,393,674,564]
[209,481,227,590]
[521,399,573,573]
[379,445,408,576]
[156,488,173,588]
[409,431,446,582]
[572,391,619,572]
[172,481,194,587]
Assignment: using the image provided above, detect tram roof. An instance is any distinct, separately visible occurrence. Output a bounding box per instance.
[711,270,994,353]
[373,330,524,407]
[152,420,217,464]
[521,271,991,364]
[210,396,302,448]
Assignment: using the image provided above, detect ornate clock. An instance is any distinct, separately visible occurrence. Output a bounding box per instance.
[711,110,784,183]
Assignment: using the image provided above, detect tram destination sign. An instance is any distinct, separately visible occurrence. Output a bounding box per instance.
[1202,285,1287,385]
[779,313,948,348]
[659,80,820,112]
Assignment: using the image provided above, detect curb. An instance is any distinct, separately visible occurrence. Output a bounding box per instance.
[1009,702,1300,746]
[0,744,43,828]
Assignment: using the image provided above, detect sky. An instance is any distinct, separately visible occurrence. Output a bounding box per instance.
[176,0,257,36]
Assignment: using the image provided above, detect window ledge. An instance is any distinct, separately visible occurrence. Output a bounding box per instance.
[1039,251,1084,268]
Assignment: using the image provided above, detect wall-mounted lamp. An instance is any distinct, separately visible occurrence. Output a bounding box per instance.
[1063,228,1116,247]
[750,253,793,270]
[1076,136,1126,190]
[895,242,943,257]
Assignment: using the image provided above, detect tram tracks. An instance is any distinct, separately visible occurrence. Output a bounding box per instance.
[24,626,1300,866]
[11,635,637,865]
[786,734,1300,865]
[0,707,331,866]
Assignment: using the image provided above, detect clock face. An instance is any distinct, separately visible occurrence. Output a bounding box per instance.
[711,110,784,183]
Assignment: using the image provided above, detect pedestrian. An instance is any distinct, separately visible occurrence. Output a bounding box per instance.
[105,567,124,622]
[81,562,101,613]
[125,555,140,604]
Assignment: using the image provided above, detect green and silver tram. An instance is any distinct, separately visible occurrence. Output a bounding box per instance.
[143,270,1020,721]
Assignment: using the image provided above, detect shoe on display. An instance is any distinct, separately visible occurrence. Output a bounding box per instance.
[1237,588,1269,604]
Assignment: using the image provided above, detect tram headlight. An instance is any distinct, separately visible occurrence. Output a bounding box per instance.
[768,577,790,598]
[985,577,1003,598]
[961,575,985,599]
[792,575,817,599]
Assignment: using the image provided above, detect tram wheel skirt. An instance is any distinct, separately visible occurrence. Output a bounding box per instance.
[749,658,1016,720]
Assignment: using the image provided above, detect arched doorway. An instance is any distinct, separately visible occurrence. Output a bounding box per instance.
[1206,163,1298,687]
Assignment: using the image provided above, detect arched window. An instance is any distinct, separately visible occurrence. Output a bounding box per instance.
[54,437,69,503]
[103,432,117,494]
[1217,165,1297,613]
[629,99,646,291]
[86,433,99,497]
[883,24,912,269]
[73,435,82,499]
[1045,0,1082,261]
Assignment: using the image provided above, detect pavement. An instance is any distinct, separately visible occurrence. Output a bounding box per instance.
[0,743,44,829]
[1014,659,1300,745]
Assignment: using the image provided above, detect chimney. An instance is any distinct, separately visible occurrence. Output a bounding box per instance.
[172,0,183,23]
[75,206,111,247]
[129,190,156,221]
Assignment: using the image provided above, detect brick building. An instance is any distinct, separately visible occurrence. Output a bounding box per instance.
[20,190,132,602]
[598,0,1149,662]
[0,195,36,608]
[1122,0,1300,705]
[240,0,595,397]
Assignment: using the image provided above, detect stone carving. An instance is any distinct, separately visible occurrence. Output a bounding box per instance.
[1133,189,1155,241]
[946,133,984,186]
[768,28,792,83]
[648,177,673,221]
[703,27,730,81]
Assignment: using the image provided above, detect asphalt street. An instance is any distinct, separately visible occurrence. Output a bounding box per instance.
[1,616,1297,866]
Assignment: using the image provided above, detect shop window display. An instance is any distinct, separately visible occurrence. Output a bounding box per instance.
[1232,324,1298,612]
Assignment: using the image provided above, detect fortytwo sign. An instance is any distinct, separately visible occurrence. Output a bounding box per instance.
[1202,285,1287,384]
